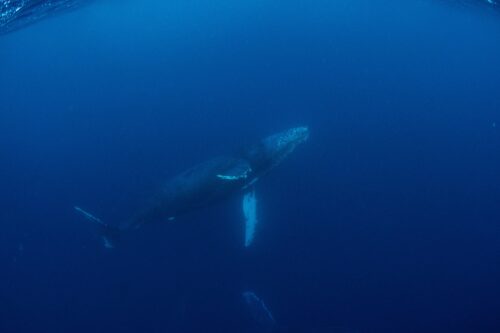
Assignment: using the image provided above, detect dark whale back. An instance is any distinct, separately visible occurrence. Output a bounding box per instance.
[127,156,249,228]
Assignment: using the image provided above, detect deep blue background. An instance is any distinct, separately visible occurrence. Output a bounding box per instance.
[1,0,499,332]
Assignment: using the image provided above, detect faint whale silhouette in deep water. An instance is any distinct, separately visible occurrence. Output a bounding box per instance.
[242,291,276,332]
[75,127,309,248]
[0,0,90,35]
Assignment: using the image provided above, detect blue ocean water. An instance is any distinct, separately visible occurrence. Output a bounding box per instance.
[1,0,499,332]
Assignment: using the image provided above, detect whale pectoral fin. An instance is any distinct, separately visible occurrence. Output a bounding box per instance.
[242,189,258,247]
[217,159,252,181]
[74,206,120,249]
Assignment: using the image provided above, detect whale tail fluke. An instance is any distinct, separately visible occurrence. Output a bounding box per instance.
[97,223,121,249]
[74,206,120,249]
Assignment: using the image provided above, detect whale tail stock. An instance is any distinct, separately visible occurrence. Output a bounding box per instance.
[74,206,121,249]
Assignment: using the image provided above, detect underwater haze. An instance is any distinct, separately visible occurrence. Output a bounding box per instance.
[1,0,500,332]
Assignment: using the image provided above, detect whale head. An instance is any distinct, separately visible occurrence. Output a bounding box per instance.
[267,126,309,151]
[243,126,309,177]
[261,126,309,167]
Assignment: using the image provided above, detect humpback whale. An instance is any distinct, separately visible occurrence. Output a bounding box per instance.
[75,126,309,248]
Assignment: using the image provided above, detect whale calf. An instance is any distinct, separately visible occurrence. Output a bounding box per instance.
[75,126,309,248]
